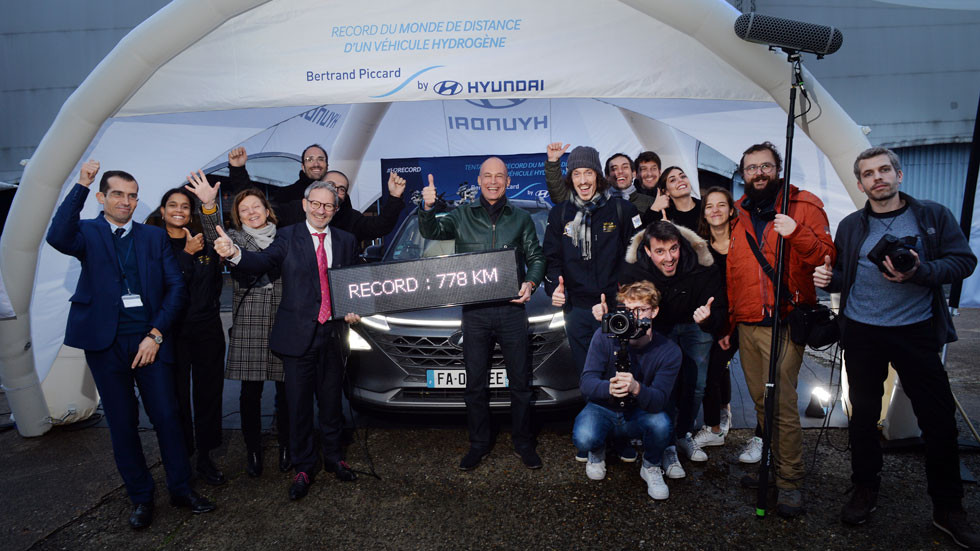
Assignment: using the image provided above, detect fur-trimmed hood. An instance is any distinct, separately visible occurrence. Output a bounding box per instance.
[625,223,714,268]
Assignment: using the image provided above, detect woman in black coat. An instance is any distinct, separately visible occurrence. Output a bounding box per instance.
[148,187,226,485]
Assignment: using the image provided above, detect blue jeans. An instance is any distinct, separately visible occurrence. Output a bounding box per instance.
[572,402,673,467]
[665,322,713,438]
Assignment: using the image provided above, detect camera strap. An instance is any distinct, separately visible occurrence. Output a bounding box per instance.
[744,229,794,308]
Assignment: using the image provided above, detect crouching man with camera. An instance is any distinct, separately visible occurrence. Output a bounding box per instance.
[814,147,978,547]
[572,281,682,500]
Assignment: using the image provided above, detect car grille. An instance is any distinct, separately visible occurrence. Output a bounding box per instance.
[365,329,565,376]
[395,388,549,404]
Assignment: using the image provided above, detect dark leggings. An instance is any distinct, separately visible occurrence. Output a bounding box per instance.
[240,380,289,453]
[702,333,737,427]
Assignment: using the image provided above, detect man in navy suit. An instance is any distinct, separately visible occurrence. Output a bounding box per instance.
[214,179,362,500]
[46,160,215,529]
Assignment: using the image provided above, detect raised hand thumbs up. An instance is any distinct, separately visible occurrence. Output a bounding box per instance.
[813,254,833,288]
[652,188,670,216]
[552,275,566,308]
[422,174,438,210]
[214,225,237,258]
[693,296,714,324]
[182,227,204,255]
[591,292,609,321]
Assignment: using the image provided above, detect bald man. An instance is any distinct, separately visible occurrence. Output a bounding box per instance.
[418,157,546,471]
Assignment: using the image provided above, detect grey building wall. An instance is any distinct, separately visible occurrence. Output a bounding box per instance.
[0,0,169,182]
[729,0,980,148]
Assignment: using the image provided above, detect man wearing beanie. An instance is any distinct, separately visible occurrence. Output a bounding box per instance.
[543,144,643,462]
[544,144,655,224]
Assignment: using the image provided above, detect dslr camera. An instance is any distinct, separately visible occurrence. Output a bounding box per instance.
[866,233,917,274]
[602,306,652,341]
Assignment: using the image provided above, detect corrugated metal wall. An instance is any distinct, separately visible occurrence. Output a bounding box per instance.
[894,144,974,222]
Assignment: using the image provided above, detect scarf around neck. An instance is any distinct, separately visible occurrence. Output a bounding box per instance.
[569,192,606,260]
[242,222,277,250]
[607,184,636,201]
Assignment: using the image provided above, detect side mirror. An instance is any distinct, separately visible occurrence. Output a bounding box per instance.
[361,244,384,263]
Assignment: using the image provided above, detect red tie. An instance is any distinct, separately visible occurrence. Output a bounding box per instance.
[315,233,332,323]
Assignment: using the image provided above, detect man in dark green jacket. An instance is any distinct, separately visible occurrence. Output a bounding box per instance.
[418,157,546,471]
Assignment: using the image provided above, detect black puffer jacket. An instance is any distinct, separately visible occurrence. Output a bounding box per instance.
[620,224,727,337]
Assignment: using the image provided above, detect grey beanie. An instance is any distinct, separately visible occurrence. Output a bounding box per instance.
[566,146,602,176]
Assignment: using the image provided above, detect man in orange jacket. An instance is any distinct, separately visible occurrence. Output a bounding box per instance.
[722,141,835,518]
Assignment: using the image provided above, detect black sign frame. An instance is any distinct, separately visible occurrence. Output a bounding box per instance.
[328,249,521,319]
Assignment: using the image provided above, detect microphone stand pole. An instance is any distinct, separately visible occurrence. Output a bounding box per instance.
[756,50,803,518]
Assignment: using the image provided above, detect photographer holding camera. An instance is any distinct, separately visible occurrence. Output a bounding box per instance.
[814,147,978,546]
[573,281,681,500]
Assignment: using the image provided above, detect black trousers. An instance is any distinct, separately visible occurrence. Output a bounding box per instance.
[461,302,534,452]
[240,380,289,453]
[173,317,226,456]
[281,321,347,476]
[702,332,736,427]
[843,317,963,510]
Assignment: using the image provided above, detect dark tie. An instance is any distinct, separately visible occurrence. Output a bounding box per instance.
[114,228,125,238]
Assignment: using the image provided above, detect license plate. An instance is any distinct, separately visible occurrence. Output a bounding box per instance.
[426,369,509,388]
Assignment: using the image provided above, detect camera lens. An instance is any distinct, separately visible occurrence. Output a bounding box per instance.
[609,314,629,334]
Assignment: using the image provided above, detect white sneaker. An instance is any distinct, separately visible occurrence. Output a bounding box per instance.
[739,436,763,464]
[662,446,686,479]
[677,432,708,462]
[640,465,669,500]
[719,405,732,434]
[693,425,726,448]
[585,451,606,480]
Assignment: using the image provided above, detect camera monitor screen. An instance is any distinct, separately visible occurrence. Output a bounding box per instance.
[328,249,521,318]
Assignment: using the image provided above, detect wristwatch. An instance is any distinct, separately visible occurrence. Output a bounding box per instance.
[145,333,163,345]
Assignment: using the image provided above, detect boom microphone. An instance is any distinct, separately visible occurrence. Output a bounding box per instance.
[734,13,843,57]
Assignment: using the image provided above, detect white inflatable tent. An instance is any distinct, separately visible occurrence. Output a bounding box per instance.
[0,0,873,437]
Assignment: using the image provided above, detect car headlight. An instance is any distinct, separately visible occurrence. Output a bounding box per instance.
[349,330,372,351]
[528,312,565,330]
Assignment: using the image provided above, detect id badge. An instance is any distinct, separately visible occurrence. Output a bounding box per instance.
[121,293,144,308]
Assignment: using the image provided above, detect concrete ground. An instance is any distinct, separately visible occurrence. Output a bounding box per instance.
[2,309,980,550]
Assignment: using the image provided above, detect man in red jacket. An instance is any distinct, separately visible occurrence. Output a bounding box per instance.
[723,142,835,518]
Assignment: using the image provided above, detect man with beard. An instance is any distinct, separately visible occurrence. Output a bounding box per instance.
[724,141,834,518]
[226,146,406,237]
[814,148,978,546]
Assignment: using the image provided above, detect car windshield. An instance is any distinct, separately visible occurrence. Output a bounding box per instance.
[385,206,550,261]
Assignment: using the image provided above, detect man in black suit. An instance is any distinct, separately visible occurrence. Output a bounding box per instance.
[46,160,215,529]
[214,180,363,500]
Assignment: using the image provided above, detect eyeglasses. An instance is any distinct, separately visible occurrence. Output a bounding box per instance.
[307,200,336,212]
[334,186,349,193]
[630,307,654,318]
[304,156,327,163]
[743,163,777,175]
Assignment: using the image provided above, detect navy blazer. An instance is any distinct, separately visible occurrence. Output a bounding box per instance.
[235,222,358,357]
[45,184,187,361]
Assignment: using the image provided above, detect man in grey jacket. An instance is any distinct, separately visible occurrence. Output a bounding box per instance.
[814,147,978,547]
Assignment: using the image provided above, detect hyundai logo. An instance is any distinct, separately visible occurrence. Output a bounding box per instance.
[465,99,527,109]
[434,80,463,96]
[448,330,465,349]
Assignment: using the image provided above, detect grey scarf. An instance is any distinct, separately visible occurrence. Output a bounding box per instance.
[242,223,276,250]
[568,193,606,260]
[607,184,636,201]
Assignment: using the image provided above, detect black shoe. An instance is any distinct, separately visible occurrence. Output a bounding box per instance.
[934,509,980,550]
[245,450,263,478]
[278,446,292,473]
[170,491,216,514]
[841,485,879,526]
[740,473,776,489]
[196,455,227,486]
[326,460,358,482]
[458,448,490,471]
[289,472,312,501]
[514,448,543,469]
[128,502,154,529]
[775,488,805,518]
